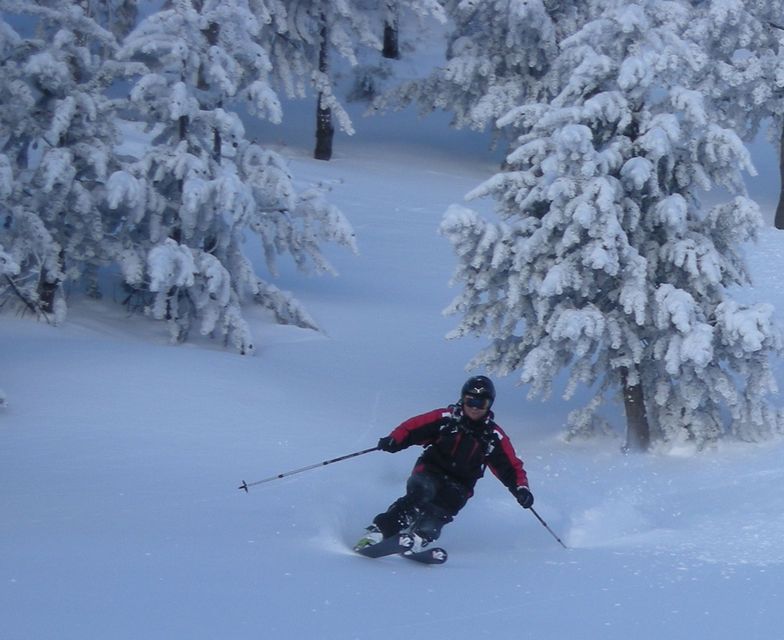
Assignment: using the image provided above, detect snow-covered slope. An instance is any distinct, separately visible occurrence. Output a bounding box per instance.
[2,114,784,639]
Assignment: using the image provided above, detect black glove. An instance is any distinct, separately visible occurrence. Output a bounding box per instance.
[514,486,534,509]
[377,436,402,453]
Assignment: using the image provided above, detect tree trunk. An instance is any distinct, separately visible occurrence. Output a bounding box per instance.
[382,4,400,60]
[38,252,64,315]
[775,124,784,229]
[213,115,222,161]
[314,17,333,161]
[314,94,333,161]
[38,278,59,314]
[621,366,650,452]
[179,114,188,142]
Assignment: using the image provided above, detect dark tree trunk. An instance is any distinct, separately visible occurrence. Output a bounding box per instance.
[197,20,222,161]
[621,366,650,452]
[314,16,334,161]
[202,20,219,44]
[38,250,64,315]
[382,14,399,59]
[775,125,784,229]
[174,107,188,243]
[213,121,222,161]
[38,278,59,314]
[179,114,188,142]
[314,95,333,161]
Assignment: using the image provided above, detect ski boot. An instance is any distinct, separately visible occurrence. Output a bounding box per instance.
[353,524,383,552]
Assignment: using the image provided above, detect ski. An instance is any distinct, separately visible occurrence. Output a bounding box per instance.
[354,533,448,564]
[354,532,414,558]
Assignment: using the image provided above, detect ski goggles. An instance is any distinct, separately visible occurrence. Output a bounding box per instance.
[462,394,490,410]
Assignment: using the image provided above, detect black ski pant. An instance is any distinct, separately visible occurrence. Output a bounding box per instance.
[373,467,471,542]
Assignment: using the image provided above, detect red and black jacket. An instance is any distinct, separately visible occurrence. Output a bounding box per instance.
[386,405,529,494]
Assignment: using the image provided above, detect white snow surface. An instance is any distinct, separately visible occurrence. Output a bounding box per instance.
[3,108,784,639]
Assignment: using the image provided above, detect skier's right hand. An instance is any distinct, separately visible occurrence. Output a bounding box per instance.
[377,436,402,452]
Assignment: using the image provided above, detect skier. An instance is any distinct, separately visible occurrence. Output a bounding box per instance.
[355,375,534,555]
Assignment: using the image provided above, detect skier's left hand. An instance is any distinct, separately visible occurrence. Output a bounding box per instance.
[377,436,403,452]
[514,486,534,509]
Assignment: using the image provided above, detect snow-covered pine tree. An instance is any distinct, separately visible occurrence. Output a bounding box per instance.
[379,0,577,139]
[684,0,784,228]
[380,0,444,60]
[255,0,381,160]
[109,0,356,352]
[345,0,445,106]
[83,0,138,41]
[441,0,784,451]
[0,0,119,321]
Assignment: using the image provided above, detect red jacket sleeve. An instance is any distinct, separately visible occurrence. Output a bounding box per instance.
[388,408,451,448]
[487,424,529,491]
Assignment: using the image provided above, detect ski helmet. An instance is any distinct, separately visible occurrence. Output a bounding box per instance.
[461,375,496,407]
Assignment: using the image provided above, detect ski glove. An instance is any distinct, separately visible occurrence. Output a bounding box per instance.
[514,486,534,509]
[377,436,403,453]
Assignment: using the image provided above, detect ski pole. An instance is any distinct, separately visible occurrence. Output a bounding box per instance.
[529,506,568,549]
[238,446,379,492]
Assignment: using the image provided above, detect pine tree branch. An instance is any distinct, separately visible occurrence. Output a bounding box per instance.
[3,275,51,324]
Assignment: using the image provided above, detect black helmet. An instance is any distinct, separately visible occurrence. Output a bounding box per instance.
[461,375,496,407]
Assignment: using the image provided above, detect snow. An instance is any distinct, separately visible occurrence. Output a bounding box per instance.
[3,104,784,640]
